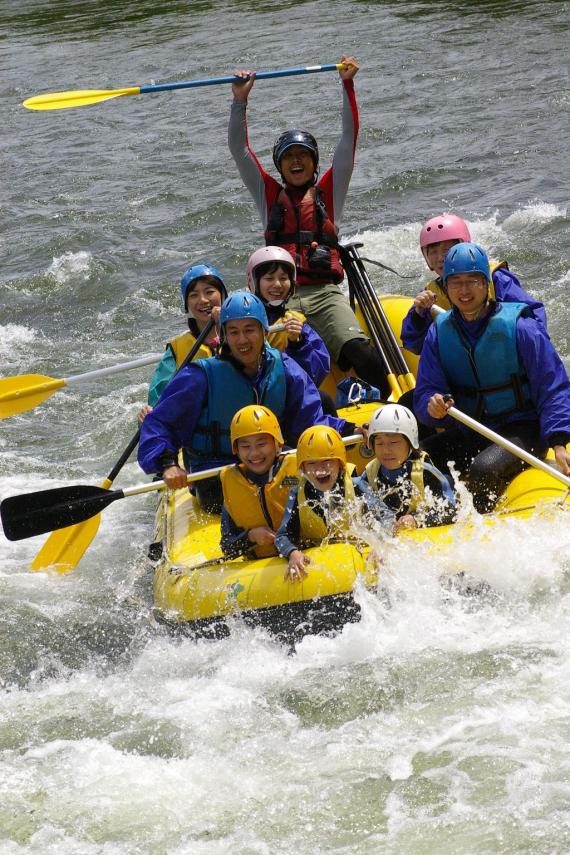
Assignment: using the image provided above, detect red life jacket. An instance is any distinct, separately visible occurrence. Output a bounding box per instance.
[264,186,344,286]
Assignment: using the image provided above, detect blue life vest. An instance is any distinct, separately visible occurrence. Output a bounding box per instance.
[189,345,287,457]
[436,302,535,421]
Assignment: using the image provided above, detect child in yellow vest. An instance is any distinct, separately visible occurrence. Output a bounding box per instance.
[275,425,394,582]
[220,405,299,559]
[357,404,455,531]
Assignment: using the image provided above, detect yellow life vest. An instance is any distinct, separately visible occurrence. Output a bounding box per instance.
[298,464,356,543]
[427,260,508,308]
[220,455,299,558]
[267,309,306,352]
[168,330,214,367]
[365,453,427,514]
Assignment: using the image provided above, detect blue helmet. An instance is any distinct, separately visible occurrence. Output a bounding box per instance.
[180,264,227,308]
[442,242,491,289]
[220,291,269,331]
[272,129,319,173]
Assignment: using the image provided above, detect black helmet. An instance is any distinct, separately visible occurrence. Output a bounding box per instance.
[272,129,319,173]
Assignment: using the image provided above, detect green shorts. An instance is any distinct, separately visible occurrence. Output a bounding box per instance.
[288,282,366,362]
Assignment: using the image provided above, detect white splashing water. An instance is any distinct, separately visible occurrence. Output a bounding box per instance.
[0,324,37,361]
[47,251,93,286]
[1,206,569,855]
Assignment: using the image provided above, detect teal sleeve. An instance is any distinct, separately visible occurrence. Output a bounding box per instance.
[147,350,177,406]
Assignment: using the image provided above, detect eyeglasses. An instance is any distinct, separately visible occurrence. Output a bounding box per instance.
[446,275,487,290]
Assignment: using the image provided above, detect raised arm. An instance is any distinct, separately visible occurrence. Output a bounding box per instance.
[228,69,280,228]
[322,55,360,225]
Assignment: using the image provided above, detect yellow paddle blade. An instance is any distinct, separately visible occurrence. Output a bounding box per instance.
[31,514,101,573]
[0,374,66,419]
[23,87,140,111]
[30,476,113,573]
[386,373,403,401]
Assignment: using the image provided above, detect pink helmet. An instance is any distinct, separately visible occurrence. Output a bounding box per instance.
[245,246,296,294]
[419,214,471,257]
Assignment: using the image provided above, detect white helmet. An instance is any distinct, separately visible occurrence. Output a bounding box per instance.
[368,404,419,450]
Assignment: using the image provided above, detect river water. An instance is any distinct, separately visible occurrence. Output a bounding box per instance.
[2,1,570,852]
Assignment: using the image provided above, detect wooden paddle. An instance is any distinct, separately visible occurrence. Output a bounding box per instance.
[29,319,217,573]
[23,63,345,111]
[1,436,362,543]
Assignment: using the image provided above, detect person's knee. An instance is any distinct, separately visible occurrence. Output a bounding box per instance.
[470,446,524,487]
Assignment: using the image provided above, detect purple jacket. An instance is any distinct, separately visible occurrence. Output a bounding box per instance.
[139,349,348,475]
[413,305,570,447]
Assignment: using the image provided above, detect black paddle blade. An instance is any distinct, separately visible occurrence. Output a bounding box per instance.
[1,484,123,541]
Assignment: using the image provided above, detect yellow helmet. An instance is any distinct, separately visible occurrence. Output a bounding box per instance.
[296,425,346,472]
[230,405,284,452]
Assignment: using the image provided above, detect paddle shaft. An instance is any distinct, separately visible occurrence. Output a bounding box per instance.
[139,64,343,94]
[28,319,218,573]
[343,243,414,386]
[64,352,162,386]
[447,406,570,490]
[65,324,285,383]
[23,64,344,111]
[341,245,400,395]
[1,436,362,541]
[350,244,414,379]
[40,323,284,387]
[0,323,284,417]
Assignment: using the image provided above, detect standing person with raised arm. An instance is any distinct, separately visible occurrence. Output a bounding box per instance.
[228,56,390,398]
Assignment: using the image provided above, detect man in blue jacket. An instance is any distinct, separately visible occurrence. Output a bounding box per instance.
[413,243,570,513]
[138,292,357,512]
[401,213,547,356]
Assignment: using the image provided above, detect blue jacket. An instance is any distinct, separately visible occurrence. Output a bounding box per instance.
[138,348,348,475]
[401,267,547,355]
[266,304,330,387]
[413,303,570,447]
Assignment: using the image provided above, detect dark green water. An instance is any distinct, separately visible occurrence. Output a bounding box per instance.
[1,1,569,852]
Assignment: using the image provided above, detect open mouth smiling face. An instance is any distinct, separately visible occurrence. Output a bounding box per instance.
[302,458,342,492]
[279,146,315,186]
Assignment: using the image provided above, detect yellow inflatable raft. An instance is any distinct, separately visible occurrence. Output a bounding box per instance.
[151,400,380,639]
[150,294,569,637]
